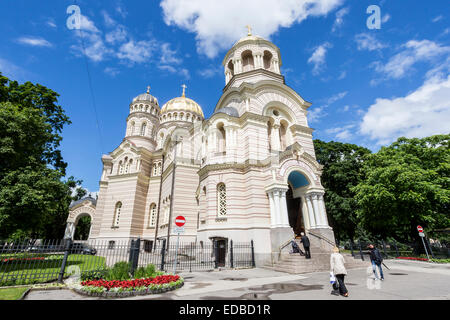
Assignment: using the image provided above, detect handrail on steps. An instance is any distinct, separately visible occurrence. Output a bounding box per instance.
[277,230,336,259]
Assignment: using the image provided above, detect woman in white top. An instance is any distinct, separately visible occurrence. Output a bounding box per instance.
[330,246,349,297]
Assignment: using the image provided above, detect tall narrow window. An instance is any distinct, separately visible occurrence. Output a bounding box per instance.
[130,121,135,135]
[140,122,147,136]
[217,183,227,217]
[153,164,158,176]
[118,161,123,174]
[149,203,157,227]
[113,202,122,227]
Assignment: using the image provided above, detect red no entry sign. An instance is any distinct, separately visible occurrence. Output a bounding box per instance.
[175,216,186,227]
[417,225,423,232]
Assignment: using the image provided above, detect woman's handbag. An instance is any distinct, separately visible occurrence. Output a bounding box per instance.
[330,272,339,291]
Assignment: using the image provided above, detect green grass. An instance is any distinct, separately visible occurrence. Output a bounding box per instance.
[0,287,30,300]
[0,254,106,286]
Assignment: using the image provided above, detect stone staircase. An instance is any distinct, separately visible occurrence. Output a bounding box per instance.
[264,239,369,274]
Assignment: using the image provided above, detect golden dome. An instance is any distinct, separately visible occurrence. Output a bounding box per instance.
[161,85,204,118]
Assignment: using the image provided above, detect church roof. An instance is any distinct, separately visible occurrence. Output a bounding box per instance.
[69,196,97,209]
[213,106,239,117]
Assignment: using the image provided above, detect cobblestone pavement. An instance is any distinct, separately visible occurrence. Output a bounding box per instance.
[24,260,450,300]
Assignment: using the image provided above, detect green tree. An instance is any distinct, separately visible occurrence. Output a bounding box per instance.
[0,73,82,239]
[353,135,450,247]
[314,140,372,242]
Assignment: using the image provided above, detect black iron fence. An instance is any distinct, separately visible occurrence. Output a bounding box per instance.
[0,238,255,286]
[340,239,450,260]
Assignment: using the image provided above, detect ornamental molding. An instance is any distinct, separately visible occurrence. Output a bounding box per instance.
[67,205,96,223]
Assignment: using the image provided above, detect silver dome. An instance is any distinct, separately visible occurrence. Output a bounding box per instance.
[214,106,239,117]
[132,93,159,105]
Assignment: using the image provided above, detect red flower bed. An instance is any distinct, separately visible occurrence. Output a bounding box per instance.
[1,257,46,263]
[81,275,180,290]
[396,256,428,261]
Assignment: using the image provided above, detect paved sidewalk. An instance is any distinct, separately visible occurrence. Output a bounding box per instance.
[24,260,450,300]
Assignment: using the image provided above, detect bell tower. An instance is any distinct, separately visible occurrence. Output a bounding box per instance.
[222,27,283,86]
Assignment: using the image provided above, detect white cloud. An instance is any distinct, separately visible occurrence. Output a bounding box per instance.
[326,124,355,140]
[102,11,116,28]
[17,36,52,47]
[117,40,156,64]
[332,7,349,32]
[198,65,222,78]
[158,65,190,79]
[360,69,450,145]
[355,33,386,51]
[0,57,29,80]
[79,14,100,33]
[308,91,347,123]
[160,43,182,65]
[104,67,120,77]
[432,15,443,23]
[382,14,391,23]
[160,0,344,58]
[308,42,332,75]
[338,70,347,80]
[105,25,128,44]
[373,40,450,79]
[47,20,57,28]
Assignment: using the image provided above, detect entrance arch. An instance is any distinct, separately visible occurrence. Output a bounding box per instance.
[286,171,310,236]
[65,197,96,240]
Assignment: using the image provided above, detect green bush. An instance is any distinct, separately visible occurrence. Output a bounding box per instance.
[81,268,109,281]
[105,262,131,281]
[134,264,157,279]
[431,258,450,264]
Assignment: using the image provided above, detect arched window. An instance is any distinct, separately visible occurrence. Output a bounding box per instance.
[227,60,234,77]
[267,121,272,151]
[113,202,122,227]
[217,123,226,153]
[217,183,227,217]
[124,157,130,174]
[242,50,254,72]
[118,161,124,174]
[130,121,135,135]
[140,122,147,136]
[157,162,162,175]
[153,164,158,176]
[149,203,157,227]
[263,51,273,70]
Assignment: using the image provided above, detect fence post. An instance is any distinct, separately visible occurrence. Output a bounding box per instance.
[251,240,256,267]
[58,238,72,283]
[393,240,399,257]
[214,240,219,269]
[230,240,234,268]
[189,242,193,273]
[358,239,364,261]
[129,238,140,276]
[160,239,166,271]
[382,240,388,258]
[350,240,354,257]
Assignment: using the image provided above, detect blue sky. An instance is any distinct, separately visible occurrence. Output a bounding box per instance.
[0,0,449,194]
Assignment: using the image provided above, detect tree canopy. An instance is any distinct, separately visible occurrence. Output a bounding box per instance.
[0,73,84,240]
[314,139,372,241]
[353,135,450,243]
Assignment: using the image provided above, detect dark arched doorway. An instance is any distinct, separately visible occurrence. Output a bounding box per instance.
[73,215,92,240]
[286,171,310,237]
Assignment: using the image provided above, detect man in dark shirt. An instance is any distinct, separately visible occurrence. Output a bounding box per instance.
[300,232,311,259]
[368,244,384,280]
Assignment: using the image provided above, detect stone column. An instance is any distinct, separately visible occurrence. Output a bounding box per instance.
[265,183,294,254]
[312,194,323,227]
[64,222,75,239]
[301,196,310,229]
[318,194,330,228]
[268,192,276,227]
[305,195,316,228]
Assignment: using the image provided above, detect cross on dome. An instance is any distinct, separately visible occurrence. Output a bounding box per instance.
[246,25,252,36]
[147,85,151,94]
[181,84,187,97]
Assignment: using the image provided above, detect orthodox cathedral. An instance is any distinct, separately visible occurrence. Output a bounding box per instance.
[66,30,335,266]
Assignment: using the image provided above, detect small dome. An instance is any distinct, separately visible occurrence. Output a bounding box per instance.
[161,85,204,118]
[214,106,239,117]
[233,35,266,47]
[132,93,159,105]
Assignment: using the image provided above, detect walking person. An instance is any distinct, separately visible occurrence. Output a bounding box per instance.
[368,244,384,280]
[300,232,311,259]
[330,246,349,297]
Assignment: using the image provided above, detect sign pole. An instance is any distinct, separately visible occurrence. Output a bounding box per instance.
[421,236,430,260]
[173,231,180,274]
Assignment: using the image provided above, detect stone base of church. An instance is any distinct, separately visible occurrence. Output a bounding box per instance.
[306,227,335,253]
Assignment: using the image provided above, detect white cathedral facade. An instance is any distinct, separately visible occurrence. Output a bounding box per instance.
[66,32,335,266]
